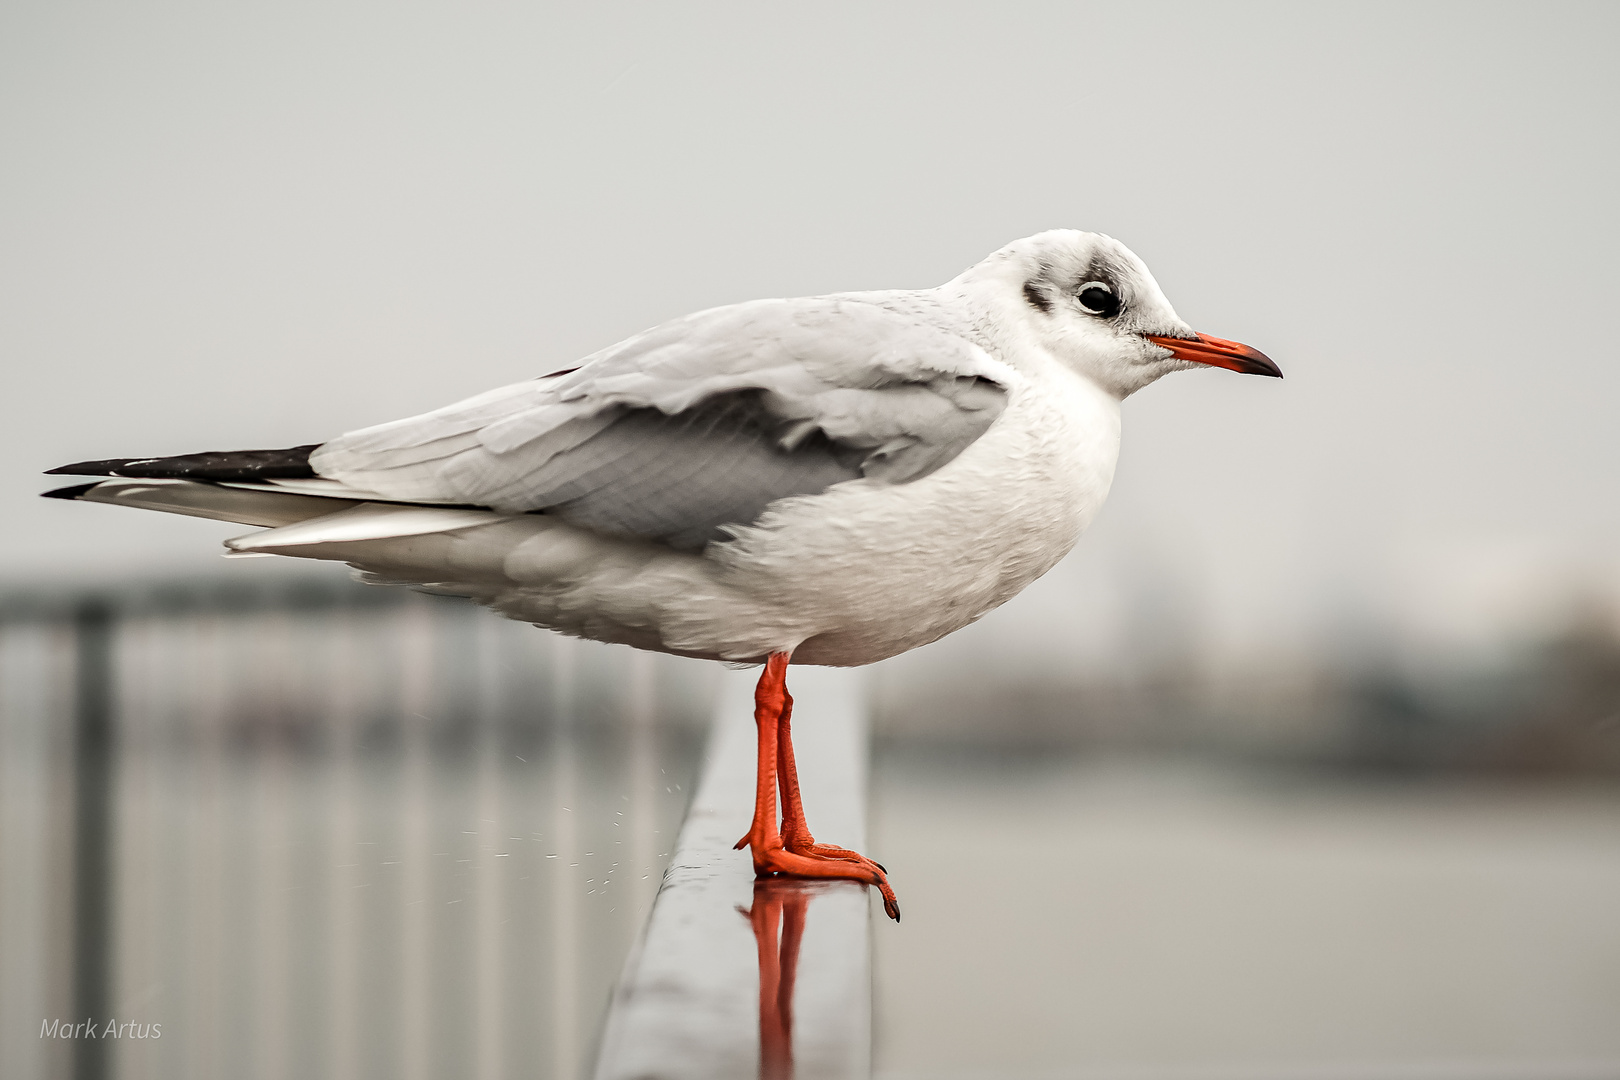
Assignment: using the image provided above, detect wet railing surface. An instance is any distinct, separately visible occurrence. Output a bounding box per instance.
[596,667,872,1080]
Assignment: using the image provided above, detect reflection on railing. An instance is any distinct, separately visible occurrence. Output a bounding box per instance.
[0,576,710,1080]
[595,668,873,1080]
[743,880,815,1080]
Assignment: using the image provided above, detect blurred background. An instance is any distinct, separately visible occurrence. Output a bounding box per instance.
[2,2,1617,1078]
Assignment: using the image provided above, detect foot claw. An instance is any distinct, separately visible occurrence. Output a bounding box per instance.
[747,842,901,922]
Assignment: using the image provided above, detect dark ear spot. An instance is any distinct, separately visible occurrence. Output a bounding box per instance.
[1022,281,1053,315]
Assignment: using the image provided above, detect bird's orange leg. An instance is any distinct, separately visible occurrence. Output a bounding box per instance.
[734,653,900,921]
[775,681,891,876]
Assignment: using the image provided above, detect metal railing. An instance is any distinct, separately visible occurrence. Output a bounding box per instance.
[0,576,712,1080]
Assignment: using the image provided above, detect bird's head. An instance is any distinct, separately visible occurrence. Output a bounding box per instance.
[959,229,1281,398]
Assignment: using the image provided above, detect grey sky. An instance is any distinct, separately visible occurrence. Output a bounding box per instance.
[2,2,1616,673]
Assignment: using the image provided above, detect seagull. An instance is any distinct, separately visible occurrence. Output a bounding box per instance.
[42,230,1280,921]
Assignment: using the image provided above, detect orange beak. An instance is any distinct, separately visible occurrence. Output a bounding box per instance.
[1145,332,1282,378]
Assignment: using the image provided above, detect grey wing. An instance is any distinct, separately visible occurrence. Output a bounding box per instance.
[309,297,1009,551]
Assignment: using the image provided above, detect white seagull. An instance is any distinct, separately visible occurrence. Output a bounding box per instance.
[44,230,1280,920]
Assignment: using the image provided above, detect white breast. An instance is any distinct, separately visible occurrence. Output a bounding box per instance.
[718,354,1121,664]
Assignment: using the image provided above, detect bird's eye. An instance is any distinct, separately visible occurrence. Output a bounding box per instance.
[1077,281,1119,318]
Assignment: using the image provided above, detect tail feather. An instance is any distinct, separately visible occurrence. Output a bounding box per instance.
[44,477,520,554]
[224,503,508,553]
[44,477,357,528]
[42,450,531,585]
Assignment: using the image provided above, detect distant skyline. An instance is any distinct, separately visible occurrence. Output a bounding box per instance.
[3,2,1616,675]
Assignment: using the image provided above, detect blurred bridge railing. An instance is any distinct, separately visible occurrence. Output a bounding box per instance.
[0,575,712,1080]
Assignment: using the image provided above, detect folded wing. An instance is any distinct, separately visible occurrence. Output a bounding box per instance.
[310,297,1009,550]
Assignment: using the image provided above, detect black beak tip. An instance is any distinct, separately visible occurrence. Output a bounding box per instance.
[1240,347,1284,379]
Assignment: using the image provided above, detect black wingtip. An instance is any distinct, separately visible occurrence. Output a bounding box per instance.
[41,482,102,501]
[45,459,131,476]
[43,445,319,481]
